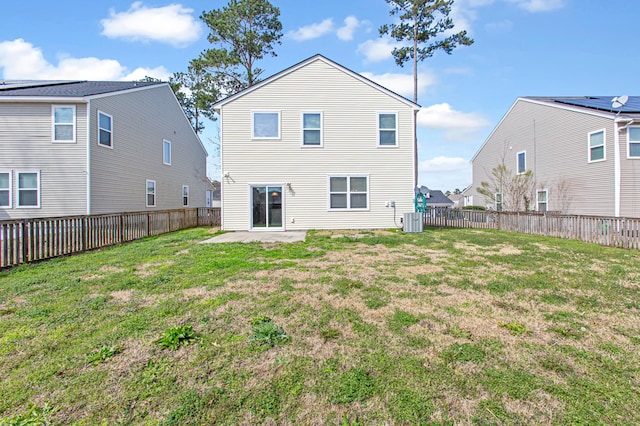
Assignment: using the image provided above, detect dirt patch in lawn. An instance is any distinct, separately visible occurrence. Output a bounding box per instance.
[134,261,173,277]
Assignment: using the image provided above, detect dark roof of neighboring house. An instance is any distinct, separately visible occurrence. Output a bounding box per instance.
[0,80,163,97]
[416,186,454,206]
[523,96,640,116]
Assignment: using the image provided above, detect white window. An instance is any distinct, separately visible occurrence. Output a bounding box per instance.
[537,189,548,212]
[52,105,75,142]
[495,193,503,211]
[516,151,526,174]
[98,111,113,148]
[146,179,156,207]
[182,185,189,207]
[378,112,397,146]
[588,129,605,162]
[0,171,11,208]
[163,140,171,165]
[252,111,280,139]
[329,175,368,210]
[628,127,640,158]
[302,112,322,146]
[17,171,40,208]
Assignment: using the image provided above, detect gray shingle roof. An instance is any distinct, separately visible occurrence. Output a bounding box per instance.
[0,80,163,97]
[416,186,454,207]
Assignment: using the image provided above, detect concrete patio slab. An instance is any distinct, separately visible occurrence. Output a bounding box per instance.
[200,231,307,244]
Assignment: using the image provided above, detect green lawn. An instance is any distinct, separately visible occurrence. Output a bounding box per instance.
[1,227,639,425]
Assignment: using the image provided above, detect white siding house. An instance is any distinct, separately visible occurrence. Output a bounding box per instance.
[0,81,209,220]
[468,96,640,217]
[215,55,420,231]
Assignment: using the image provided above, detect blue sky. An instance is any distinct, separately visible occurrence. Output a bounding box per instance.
[2,0,640,191]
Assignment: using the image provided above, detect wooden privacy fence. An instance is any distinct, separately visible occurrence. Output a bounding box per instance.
[0,207,220,268]
[423,207,640,250]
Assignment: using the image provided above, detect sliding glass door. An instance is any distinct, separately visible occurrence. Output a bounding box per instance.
[251,185,283,230]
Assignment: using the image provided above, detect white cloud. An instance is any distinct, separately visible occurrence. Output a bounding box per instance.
[0,39,170,81]
[360,71,435,98]
[356,38,399,63]
[287,19,334,41]
[101,2,201,47]
[337,16,362,41]
[418,103,491,141]
[507,0,564,12]
[419,156,470,172]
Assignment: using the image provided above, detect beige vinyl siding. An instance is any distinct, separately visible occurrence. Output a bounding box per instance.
[89,85,208,214]
[221,59,414,230]
[0,102,87,220]
[619,130,640,217]
[470,99,615,216]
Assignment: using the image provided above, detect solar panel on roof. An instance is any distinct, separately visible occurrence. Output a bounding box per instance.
[554,96,640,113]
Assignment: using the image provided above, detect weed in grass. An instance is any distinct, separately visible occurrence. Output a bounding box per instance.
[249,316,290,347]
[388,309,420,333]
[0,403,57,426]
[363,296,388,309]
[86,345,121,365]
[340,414,363,426]
[330,368,376,404]
[442,343,486,364]
[499,321,529,336]
[155,324,198,350]
[388,389,435,424]
[320,328,340,341]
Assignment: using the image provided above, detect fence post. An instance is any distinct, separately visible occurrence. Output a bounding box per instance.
[21,219,28,264]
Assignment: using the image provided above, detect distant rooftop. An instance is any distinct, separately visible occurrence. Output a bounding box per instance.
[526,96,640,114]
[0,80,163,97]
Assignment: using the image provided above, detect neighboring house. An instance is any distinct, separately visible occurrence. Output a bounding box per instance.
[416,186,454,208]
[206,179,221,208]
[468,96,640,217]
[214,54,420,231]
[0,80,209,220]
[448,194,463,208]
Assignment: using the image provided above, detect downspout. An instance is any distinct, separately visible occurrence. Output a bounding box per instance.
[86,100,91,215]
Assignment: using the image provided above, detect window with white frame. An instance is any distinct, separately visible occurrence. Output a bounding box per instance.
[182,185,189,207]
[378,113,397,146]
[302,112,322,146]
[17,171,39,208]
[98,111,113,148]
[588,129,605,162]
[628,127,640,158]
[537,190,548,212]
[495,193,503,211]
[329,175,368,210]
[52,105,75,142]
[516,151,526,174]
[146,180,156,207]
[253,111,280,139]
[0,171,11,207]
[163,140,171,165]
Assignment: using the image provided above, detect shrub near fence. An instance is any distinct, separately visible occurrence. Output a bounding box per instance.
[0,208,220,268]
[423,207,640,250]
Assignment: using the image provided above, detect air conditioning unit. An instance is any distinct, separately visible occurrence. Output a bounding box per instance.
[403,212,423,233]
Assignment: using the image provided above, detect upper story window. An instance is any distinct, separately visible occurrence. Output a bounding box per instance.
[628,127,640,158]
[588,129,605,162]
[329,175,368,210]
[98,111,113,148]
[537,189,548,212]
[163,140,171,165]
[516,151,526,174]
[253,111,280,139]
[17,171,40,208]
[0,171,11,208]
[378,113,397,146]
[52,105,75,142]
[182,185,189,207]
[302,112,322,146]
[495,193,503,211]
[146,179,156,207]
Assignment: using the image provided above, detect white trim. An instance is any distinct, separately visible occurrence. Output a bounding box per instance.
[214,55,421,111]
[536,189,548,212]
[146,179,156,208]
[300,111,323,147]
[626,125,640,159]
[0,170,12,208]
[52,105,76,143]
[182,185,189,207]
[163,139,172,165]
[252,110,281,140]
[587,128,606,163]
[377,112,398,147]
[516,151,526,174]
[97,110,113,149]
[248,184,285,231]
[86,101,91,214]
[220,110,225,230]
[16,170,40,208]
[327,174,370,211]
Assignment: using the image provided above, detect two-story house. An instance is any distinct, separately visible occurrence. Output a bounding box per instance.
[0,80,209,220]
[214,54,420,231]
[468,96,640,217]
